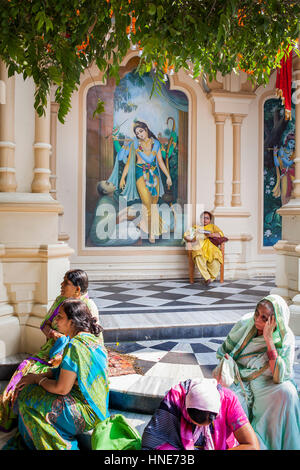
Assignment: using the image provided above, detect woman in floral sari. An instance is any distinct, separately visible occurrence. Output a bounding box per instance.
[3,299,109,450]
[0,269,101,432]
[214,294,300,450]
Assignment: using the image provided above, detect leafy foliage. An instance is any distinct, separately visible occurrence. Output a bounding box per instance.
[0,0,299,122]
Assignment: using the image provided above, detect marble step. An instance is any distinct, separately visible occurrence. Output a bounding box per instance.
[0,354,27,381]
[102,316,235,343]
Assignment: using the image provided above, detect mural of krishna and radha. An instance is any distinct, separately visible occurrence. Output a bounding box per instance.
[85,69,189,248]
[85,67,295,249]
[263,90,296,247]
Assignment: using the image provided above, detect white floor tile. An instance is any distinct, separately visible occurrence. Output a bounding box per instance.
[208,287,245,294]
[113,282,154,289]
[89,290,115,298]
[95,298,121,308]
[195,352,219,365]
[121,289,162,297]
[170,342,194,354]
[153,281,190,288]
[125,297,172,307]
[176,295,220,305]
[226,294,264,303]
[130,348,168,362]
[144,362,203,381]
[165,288,204,295]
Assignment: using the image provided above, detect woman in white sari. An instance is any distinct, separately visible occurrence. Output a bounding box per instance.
[214,294,300,450]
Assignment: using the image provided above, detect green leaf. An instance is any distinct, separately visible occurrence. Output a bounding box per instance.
[93,99,105,118]
[148,4,156,15]
[157,6,164,21]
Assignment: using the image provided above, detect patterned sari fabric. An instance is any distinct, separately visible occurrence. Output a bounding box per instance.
[215,294,300,450]
[0,293,102,432]
[141,379,248,450]
[7,333,109,450]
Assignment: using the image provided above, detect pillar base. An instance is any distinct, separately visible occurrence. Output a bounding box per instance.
[272,199,300,334]
[0,193,73,357]
[289,295,300,335]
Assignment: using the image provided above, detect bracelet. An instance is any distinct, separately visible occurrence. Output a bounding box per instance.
[38,377,47,387]
[267,349,278,361]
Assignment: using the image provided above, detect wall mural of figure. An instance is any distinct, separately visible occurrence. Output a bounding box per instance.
[88,180,141,247]
[263,95,295,247]
[108,120,172,243]
[272,134,295,206]
[86,70,188,247]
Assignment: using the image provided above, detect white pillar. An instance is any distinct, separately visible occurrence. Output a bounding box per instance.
[31,96,51,193]
[0,60,17,192]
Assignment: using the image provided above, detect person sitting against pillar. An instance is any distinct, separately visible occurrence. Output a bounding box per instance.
[0,269,102,432]
[3,299,109,450]
[213,294,300,450]
[183,211,226,285]
[142,377,259,450]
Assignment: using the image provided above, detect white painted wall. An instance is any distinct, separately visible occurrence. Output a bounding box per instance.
[54,66,278,279]
[10,63,279,281]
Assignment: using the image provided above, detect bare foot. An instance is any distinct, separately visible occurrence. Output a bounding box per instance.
[205,278,213,286]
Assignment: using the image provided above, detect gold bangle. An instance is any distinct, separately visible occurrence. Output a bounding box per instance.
[38,377,47,387]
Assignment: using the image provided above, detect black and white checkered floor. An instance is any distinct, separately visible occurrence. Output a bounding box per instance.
[90,277,279,342]
[90,276,285,344]
[89,276,300,399]
[89,277,277,314]
[106,334,300,406]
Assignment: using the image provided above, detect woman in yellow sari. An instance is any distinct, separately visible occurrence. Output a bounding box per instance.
[184,211,224,285]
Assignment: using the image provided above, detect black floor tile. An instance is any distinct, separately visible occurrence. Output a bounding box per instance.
[108,343,145,354]
[200,364,217,378]
[134,359,156,375]
[159,352,199,365]
[190,343,215,353]
[150,341,178,351]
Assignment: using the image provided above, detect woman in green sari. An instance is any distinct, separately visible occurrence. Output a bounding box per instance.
[214,294,300,450]
[4,299,109,450]
[0,269,101,432]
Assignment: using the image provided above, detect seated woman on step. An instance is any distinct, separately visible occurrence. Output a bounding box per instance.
[213,294,300,450]
[3,299,109,450]
[183,211,225,285]
[0,269,102,432]
[142,377,259,450]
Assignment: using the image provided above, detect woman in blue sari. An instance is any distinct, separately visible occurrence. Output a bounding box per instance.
[109,120,172,243]
[0,269,101,432]
[5,299,109,450]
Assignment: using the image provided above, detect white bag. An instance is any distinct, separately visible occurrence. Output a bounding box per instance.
[212,355,249,404]
[212,355,236,388]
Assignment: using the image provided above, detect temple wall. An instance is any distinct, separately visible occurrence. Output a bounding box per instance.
[2,50,299,359]
[52,57,278,280]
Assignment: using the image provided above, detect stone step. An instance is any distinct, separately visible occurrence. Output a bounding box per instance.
[102,316,235,343]
[0,354,27,381]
